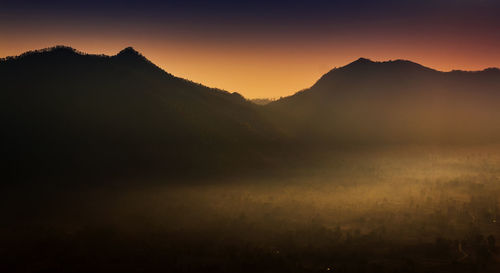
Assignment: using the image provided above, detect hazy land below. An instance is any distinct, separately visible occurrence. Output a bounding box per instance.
[2,144,499,273]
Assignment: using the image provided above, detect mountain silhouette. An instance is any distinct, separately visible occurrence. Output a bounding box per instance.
[266,58,500,143]
[3,48,500,182]
[0,46,278,181]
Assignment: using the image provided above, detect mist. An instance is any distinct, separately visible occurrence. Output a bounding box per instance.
[2,145,499,272]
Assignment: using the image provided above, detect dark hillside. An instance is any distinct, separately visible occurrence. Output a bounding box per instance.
[266,58,500,144]
[0,46,280,182]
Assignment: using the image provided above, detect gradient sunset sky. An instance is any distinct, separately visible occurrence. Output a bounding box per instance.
[2,0,500,98]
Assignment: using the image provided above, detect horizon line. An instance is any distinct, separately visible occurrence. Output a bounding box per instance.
[3,45,500,100]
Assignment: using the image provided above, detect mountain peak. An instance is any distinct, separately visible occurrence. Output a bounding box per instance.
[114,47,151,65]
[47,45,79,53]
[339,58,434,73]
[352,57,374,64]
[311,57,437,90]
[116,47,144,58]
[339,58,377,70]
[118,47,140,56]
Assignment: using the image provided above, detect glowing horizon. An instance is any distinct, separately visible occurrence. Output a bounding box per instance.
[2,0,500,98]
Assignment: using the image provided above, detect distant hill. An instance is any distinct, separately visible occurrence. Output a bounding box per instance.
[250,98,275,105]
[0,46,280,181]
[265,58,500,144]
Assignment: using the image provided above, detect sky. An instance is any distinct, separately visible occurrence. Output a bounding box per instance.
[1,0,500,98]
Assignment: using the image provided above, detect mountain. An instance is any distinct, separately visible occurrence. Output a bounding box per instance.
[0,46,279,181]
[265,58,500,144]
[3,48,500,182]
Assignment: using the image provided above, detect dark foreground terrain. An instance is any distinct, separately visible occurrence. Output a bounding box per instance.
[2,146,499,273]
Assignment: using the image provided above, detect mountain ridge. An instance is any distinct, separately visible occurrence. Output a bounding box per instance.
[2,46,500,181]
[264,55,500,144]
[0,45,280,181]
[3,46,499,98]
[269,57,500,105]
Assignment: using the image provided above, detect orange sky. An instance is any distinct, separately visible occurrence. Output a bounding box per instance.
[2,9,500,98]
